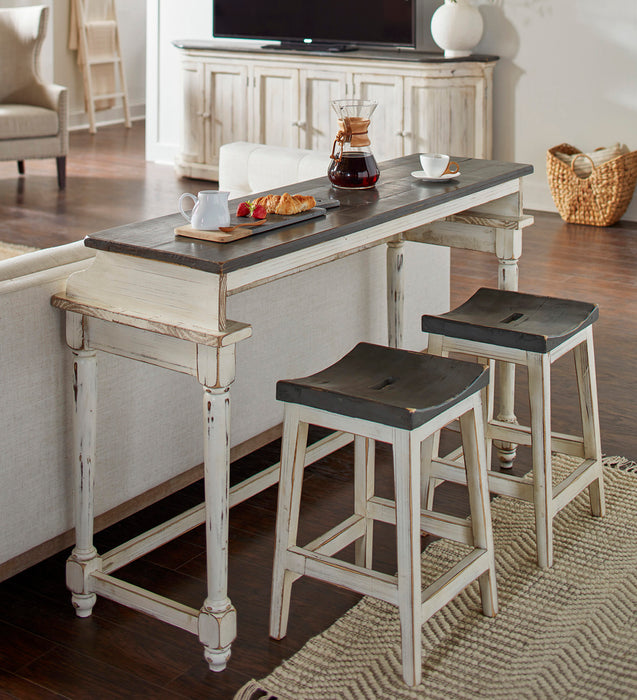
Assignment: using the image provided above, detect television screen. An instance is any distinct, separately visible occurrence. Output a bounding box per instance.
[213,0,415,51]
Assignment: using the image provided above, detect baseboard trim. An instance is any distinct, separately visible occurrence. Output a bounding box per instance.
[0,423,283,583]
[68,102,146,132]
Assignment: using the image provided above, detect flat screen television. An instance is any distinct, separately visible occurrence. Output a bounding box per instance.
[213,0,417,52]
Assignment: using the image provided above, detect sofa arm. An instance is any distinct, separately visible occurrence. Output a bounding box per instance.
[0,241,93,287]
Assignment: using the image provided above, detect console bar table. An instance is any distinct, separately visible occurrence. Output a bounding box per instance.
[52,154,533,671]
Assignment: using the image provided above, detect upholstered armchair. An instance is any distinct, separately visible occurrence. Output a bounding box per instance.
[0,5,68,189]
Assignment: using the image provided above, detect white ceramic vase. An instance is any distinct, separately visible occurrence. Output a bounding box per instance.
[431,0,484,58]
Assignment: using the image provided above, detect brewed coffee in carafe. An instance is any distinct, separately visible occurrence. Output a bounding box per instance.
[328,99,380,189]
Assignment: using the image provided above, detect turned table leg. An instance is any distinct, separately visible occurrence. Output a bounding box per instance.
[495,251,520,469]
[66,347,100,617]
[387,239,405,349]
[197,341,238,671]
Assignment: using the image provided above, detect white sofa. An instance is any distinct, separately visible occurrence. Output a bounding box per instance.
[0,143,450,580]
[219,141,331,198]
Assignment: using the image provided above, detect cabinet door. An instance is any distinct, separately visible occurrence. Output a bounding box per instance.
[403,75,489,159]
[181,60,205,164]
[251,65,300,148]
[351,72,403,163]
[299,69,348,154]
[204,62,249,167]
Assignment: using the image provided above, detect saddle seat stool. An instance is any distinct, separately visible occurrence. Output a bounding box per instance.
[269,342,498,687]
[421,287,605,569]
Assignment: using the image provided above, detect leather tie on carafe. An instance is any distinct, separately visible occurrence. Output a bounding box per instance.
[330,117,371,162]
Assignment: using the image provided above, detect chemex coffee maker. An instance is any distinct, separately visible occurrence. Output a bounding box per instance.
[328,99,380,189]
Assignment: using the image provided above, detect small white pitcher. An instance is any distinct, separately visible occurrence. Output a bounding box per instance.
[178,190,231,230]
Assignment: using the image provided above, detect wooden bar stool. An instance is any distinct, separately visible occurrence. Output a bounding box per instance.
[269,342,498,687]
[421,287,605,569]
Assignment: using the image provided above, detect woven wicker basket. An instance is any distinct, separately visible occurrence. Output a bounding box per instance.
[547,143,637,226]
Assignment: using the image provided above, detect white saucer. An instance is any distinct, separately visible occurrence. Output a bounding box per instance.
[411,170,460,182]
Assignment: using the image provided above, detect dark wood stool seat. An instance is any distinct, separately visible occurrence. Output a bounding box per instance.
[270,342,498,687]
[421,287,605,569]
[421,287,599,353]
[276,342,489,430]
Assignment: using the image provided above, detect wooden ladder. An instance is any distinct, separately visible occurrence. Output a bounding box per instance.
[73,0,131,134]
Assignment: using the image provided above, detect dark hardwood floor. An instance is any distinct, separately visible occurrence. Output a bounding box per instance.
[0,122,636,698]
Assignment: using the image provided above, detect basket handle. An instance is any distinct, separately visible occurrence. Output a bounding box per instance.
[571,153,595,179]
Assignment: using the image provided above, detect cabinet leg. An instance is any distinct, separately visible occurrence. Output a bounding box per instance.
[199,385,237,671]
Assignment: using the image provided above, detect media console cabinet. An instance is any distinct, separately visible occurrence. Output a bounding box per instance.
[172,41,497,181]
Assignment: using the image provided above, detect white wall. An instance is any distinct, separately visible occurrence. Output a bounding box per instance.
[46,0,147,129]
[146,0,637,221]
[473,0,637,220]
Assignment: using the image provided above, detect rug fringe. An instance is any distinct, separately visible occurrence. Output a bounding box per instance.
[233,679,278,700]
[604,455,637,473]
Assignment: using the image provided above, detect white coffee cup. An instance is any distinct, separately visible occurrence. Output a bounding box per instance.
[178,190,231,230]
[419,153,460,178]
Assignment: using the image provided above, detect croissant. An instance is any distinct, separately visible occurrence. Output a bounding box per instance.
[253,193,316,215]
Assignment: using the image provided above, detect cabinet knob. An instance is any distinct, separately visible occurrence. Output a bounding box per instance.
[201,112,211,119]
[291,120,306,128]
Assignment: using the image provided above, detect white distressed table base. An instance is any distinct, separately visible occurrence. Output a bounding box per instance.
[51,173,529,671]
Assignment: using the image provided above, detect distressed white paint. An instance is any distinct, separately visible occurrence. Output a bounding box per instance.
[270,382,497,687]
[52,174,525,669]
[425,325,605,570]
[171,47,495,179]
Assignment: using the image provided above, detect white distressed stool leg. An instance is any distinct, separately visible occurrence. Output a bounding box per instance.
[393,429,423,687]
[270,405,309,640]
[527,353,553,569]
[354,436,375,568]
[573,329,605,517]
[459,401,498,616]
[423,332,446,511]
[420,434,436,514]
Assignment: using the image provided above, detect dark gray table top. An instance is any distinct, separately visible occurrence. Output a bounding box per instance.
[84,154,533,274]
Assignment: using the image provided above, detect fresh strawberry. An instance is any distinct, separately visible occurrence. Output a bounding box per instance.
[236,201,251,217]
[252,204,267,220]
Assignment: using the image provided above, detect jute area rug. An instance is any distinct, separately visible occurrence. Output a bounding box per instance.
[236,455,637,699]
[0,241,38,261]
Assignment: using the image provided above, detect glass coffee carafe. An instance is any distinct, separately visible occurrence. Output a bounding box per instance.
[328,99,380,189]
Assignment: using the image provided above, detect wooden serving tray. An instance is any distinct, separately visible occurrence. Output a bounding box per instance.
[174,198,339,243]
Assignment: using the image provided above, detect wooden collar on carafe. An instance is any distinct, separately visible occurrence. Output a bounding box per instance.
[330,117,371,161]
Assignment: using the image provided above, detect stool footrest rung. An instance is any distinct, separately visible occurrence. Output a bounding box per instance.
[286,545,491,615]
[287,546,398,604]
[368,496,474,546]
[432,458,534,502]
[421,549,491,620]
[488,420,585,457]
[552,458,601,515]
[303,515,367,557]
